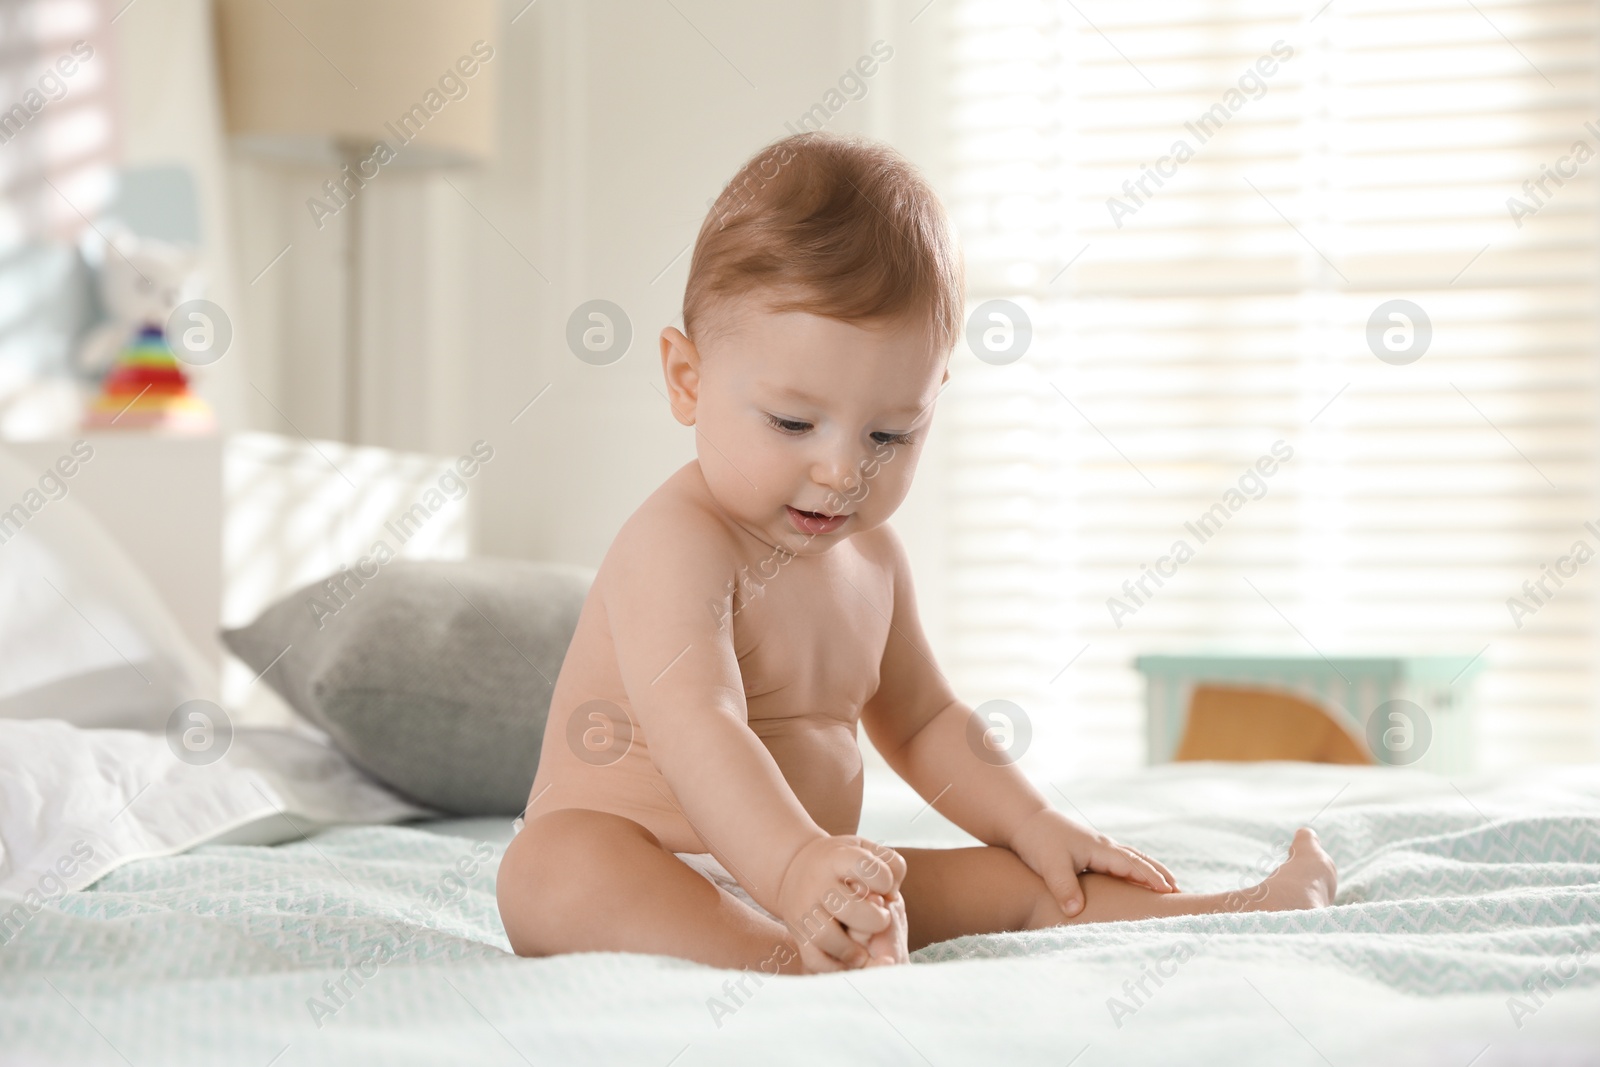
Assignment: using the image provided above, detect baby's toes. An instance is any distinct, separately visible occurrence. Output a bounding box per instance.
[864,893,909,966]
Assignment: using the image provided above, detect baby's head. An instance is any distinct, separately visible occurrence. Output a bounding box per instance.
[661,131,965,555]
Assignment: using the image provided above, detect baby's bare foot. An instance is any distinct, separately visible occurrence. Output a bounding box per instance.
[1242,828,1337,912]
[853,891,909,967]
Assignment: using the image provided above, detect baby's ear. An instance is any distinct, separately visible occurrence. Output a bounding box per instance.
[660,326,700,427]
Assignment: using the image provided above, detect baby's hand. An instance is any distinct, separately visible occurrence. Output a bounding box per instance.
[847,890,909,967]
[776,835,905,973]
[1008,808,1178,918]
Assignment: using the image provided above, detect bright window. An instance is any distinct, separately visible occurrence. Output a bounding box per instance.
[942,0,1599,772]
[0,0,114,400]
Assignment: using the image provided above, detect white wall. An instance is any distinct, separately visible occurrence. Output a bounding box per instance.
[110,0,249,434]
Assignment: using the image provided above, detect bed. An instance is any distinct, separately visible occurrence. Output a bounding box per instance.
[4,759,1598,1066]
[3,435,1598,1065]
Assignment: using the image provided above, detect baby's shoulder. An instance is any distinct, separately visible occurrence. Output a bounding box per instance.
[845,518,908,576]
[601,461,740,571]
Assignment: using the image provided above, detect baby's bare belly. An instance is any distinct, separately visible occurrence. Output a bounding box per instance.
[539,714,865,852]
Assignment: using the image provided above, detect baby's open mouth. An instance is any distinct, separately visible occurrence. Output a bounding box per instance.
[786,505,849,535]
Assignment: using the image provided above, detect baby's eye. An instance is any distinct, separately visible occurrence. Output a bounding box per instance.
[872,431,914,446]
[764,414,811,435]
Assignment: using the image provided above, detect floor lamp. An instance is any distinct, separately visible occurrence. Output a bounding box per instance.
[214,0,498,444]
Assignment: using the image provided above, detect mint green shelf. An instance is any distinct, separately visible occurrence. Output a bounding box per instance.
[1133,654,1485,773]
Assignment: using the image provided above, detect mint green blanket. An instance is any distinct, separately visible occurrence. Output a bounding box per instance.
[3,763,1597,1065]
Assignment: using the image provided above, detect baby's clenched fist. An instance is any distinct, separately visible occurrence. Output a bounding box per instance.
[776,835,907,973]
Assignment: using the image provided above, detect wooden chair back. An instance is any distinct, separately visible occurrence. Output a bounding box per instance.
[1173,683,1376,764]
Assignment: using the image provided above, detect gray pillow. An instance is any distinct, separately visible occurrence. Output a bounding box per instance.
[221,558,593,815]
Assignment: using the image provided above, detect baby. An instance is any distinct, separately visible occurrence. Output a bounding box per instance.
[497,131,1337,974]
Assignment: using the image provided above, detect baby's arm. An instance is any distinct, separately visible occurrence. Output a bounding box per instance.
[603,505,900,969]
[859,526,1176,916]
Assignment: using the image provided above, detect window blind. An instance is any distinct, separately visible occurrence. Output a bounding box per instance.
[942,0,1599,773]
[0,0,115,382]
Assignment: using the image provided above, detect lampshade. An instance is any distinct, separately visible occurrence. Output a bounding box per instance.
[214,0,498,169]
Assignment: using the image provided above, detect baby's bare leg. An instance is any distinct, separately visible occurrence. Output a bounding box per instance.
[497,807,802,973]
[897,828,1336,952]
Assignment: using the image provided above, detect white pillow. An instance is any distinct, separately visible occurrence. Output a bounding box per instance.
[0,718,429,897]
[0,442,216,729]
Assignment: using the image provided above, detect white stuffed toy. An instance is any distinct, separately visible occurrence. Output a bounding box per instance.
[75,225,203,377]
[76,225,214,432]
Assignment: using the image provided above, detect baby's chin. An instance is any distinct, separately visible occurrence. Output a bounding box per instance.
[755,513,870,556]
[701,485,881,552]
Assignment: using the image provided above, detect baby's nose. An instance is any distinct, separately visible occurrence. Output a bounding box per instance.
[812,451,865,502]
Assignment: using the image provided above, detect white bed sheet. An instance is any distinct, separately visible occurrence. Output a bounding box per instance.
[0,718,427,896]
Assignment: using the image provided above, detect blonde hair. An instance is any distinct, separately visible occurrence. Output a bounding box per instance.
[683,131,965,357]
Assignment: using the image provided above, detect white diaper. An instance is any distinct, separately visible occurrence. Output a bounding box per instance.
[508,818,779,923]
[674,851,779,922]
